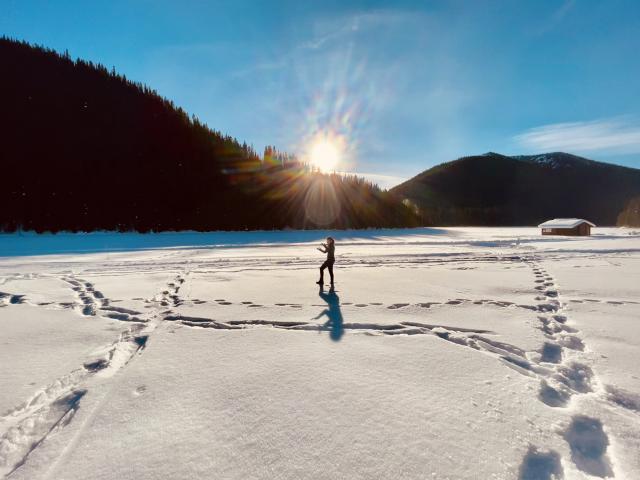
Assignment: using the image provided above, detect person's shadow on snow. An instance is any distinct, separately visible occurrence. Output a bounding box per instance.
[313,285,344,341]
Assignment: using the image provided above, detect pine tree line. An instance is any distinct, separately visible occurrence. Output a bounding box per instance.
[0,37,418,232]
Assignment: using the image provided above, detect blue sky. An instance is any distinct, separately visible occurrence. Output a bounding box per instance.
[2,0,640,187]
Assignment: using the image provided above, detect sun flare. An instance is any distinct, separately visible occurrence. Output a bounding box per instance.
[310,139,340,172]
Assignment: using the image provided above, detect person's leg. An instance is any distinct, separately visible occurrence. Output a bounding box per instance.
[328,261,334,284]
[318,260,328,283]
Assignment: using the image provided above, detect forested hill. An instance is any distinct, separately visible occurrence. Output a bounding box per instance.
[391,152,640,226]
[0,37,418,232]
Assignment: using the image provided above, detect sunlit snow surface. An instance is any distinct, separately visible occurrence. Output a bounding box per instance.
[1,227,639,479]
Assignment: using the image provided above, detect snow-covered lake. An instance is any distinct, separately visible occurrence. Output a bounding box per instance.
[1,227,639,479]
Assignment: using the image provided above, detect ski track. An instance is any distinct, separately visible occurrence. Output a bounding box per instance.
[0,271,187,478]
[1,252,638,478]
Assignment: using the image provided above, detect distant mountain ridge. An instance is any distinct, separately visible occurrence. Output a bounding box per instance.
[392,152,640,226]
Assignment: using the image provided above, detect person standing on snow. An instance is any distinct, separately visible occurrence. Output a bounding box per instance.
[316,237,335,286]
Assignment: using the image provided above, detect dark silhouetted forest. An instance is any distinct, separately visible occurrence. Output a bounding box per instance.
[0,37,418,232]
[392,152,640,226]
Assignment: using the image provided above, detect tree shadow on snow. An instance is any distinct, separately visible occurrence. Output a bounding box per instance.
[313,285,344,341]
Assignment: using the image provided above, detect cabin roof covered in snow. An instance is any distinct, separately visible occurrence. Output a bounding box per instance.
[538,218,596,228]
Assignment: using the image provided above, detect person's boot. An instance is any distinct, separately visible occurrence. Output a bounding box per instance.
[316,279,323,285]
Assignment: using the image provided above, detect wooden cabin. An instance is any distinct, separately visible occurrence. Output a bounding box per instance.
[538,218,595,236]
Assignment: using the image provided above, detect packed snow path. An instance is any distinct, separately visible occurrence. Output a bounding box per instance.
[0,227,639,479]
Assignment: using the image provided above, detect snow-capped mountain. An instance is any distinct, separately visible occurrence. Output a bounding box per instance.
[511,152,603,169]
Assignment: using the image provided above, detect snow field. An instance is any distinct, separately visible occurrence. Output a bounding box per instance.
[0,227,639,479]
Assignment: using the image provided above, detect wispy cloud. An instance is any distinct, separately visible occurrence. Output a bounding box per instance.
[515,117,640,154]
[551,0,576,24]
[532,0,576,36]
[300,8,424,51]
[300,18,358,50]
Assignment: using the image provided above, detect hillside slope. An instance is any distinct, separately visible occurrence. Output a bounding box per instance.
[392,152,640,226]
[0,37,417,232]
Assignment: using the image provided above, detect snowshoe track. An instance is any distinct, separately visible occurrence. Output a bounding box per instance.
[517,258,622,478]
[0,272,188,477]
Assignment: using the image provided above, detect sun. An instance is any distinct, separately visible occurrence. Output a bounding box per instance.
[310,139,341,172]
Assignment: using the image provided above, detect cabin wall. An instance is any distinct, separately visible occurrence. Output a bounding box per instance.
[541,224,591,236]
[580,224,591,235]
